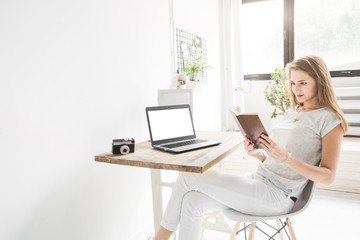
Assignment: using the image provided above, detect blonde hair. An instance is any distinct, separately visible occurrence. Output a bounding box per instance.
[285,55,348,134]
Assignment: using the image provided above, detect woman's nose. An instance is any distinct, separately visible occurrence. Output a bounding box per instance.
[292,84,300,92]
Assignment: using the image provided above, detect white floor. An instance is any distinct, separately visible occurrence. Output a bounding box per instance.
[200,189,360,240]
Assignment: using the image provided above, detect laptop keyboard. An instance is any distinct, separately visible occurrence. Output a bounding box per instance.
[162,139,207,148]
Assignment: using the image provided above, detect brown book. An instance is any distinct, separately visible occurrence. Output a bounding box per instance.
[230,108,268,149]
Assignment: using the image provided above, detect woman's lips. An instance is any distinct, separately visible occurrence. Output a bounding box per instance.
[296,94,304,98]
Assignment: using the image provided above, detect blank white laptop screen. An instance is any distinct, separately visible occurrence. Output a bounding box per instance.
[147,108,194,141]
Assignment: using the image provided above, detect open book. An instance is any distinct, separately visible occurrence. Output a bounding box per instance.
[230,107,268,149]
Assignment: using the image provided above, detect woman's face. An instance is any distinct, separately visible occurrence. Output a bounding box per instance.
[290,69,318,107]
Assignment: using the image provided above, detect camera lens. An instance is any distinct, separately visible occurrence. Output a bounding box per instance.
[120,145,130,155]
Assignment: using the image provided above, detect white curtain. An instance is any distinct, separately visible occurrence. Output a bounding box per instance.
[219,0,244,131]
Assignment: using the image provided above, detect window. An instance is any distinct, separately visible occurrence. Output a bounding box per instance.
[242,0,283,75]
[295,0,360,71]
[242,0,360,79]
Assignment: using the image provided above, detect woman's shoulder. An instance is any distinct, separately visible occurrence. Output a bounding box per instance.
[318,107,339,118]
[316,107,342,136]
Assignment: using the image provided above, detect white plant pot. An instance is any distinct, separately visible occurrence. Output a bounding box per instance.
[186,81,199,90]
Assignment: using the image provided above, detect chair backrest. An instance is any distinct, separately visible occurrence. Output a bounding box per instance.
[289,160,321,215]
[288,180,316,215]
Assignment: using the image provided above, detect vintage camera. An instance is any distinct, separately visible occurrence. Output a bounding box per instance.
[112,138,135,155]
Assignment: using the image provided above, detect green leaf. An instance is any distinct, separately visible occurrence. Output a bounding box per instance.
[264,68,290,118]
[182,56,212,81]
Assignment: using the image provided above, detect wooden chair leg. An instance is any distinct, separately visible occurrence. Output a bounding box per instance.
[276,219,285,240]
[248,222,256,240]
[286,218,297,240]
[230,221,241,240]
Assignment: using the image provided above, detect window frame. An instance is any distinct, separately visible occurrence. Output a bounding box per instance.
[242,0,360,80]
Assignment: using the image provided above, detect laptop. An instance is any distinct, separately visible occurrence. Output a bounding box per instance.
[145,104,221,153]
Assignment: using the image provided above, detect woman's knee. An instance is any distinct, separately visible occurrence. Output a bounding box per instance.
[181,191,208,217]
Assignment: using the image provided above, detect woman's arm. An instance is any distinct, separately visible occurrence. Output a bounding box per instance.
[258,124,343,186]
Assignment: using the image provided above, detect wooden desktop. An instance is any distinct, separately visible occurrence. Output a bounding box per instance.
[95,131,243,233]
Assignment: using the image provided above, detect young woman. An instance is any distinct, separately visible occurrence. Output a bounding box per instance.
[152,55,348,240]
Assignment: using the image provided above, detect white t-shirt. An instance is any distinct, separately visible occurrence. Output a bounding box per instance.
[255,107,342,197]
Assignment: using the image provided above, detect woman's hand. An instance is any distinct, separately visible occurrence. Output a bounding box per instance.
[257,134,288,163]
[244,136,266,162]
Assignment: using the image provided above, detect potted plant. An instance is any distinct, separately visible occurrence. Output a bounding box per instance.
[264,68,291,118]
[182,56,212,89]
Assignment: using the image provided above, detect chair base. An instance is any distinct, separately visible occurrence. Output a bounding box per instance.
[230,218,297,240]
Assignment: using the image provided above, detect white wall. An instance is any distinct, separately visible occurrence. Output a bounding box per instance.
[0,0,171,239]
[173,0,221,131]
[0,0,223,239]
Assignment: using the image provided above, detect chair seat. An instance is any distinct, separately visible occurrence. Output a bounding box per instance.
[224,208,287,222]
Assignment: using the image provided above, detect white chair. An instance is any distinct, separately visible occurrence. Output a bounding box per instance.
[224,180,317,240]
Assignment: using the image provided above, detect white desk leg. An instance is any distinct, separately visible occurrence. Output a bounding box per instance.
[151,168,163,234]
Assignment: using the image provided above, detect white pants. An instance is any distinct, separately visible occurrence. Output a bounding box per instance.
[160,169,294,240]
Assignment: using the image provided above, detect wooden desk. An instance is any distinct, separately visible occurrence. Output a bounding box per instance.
[95,131,243,233]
